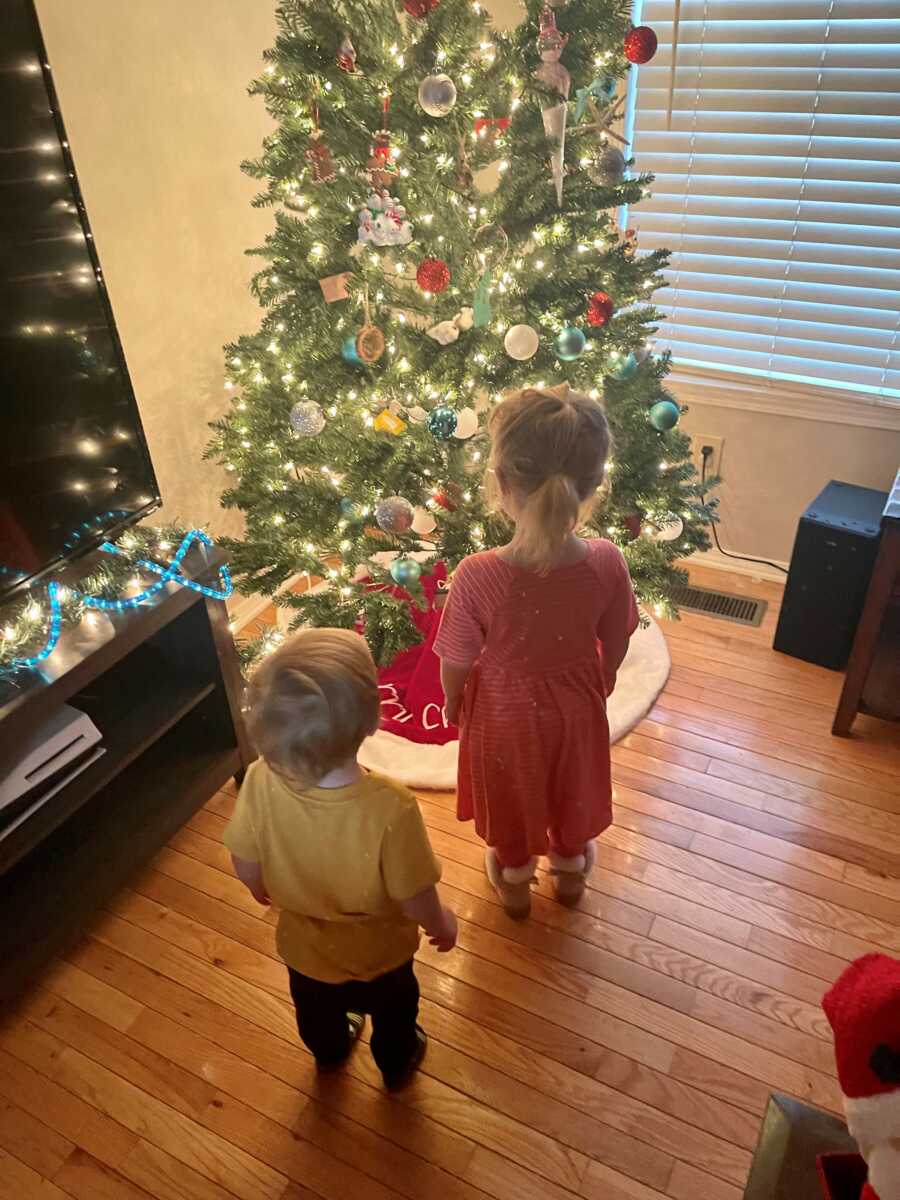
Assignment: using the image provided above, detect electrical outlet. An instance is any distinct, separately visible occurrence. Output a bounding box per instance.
[692,435,724,480]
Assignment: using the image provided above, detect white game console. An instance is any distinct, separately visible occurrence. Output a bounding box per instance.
[0,704,104,818]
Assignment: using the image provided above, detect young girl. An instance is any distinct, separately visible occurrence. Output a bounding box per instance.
[434,385,639,917]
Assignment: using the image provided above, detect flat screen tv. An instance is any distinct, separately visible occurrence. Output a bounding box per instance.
[0,0,160,602]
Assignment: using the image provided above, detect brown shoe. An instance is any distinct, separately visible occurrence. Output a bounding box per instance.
[548,841,597,906]
[485,849,536,919]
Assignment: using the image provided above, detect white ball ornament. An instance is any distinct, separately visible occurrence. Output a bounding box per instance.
[651,514,684,543]
[504,324,540,361]
[417,74,458,118]
[375,495,414,534]
[411,506,437,535]
[453,407,479,439]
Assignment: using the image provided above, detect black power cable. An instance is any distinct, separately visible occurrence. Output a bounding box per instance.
[700,446,788,575]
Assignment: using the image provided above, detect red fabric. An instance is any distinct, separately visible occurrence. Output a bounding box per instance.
[434,541,639,861]
[823,954,900,1100]
[375,563,458,746]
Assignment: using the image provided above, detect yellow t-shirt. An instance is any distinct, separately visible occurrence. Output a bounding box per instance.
[222,761,441,983]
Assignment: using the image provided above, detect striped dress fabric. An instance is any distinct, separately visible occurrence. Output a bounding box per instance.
[434,539,639,865]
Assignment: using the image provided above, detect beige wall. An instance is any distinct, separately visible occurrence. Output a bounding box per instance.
[35,0,900,569]
[35,0,276,536]
[676,401,899,567]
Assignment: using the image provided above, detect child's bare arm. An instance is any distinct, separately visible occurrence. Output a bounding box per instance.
[231,854,270,906]
[399,884,457,952]
[440,660,471,725]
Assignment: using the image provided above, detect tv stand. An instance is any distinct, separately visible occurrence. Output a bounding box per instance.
[0,545,253,1000]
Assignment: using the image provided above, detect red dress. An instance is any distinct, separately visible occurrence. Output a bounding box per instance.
[434,539,639,864]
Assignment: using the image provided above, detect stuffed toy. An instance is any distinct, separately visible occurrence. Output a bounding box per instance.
[823,954,900,1200]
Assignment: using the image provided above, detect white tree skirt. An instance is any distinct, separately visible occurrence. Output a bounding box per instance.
[359,613,670,790]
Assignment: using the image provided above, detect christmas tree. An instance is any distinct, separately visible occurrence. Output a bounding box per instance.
[208,0,716,672]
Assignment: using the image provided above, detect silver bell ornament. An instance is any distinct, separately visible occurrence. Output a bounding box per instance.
[417,73,458,118]
[375,495,415,534]
[289,400,326,437]
[587,143,626,187]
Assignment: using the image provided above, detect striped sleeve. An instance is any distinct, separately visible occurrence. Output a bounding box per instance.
[434,556,487,667]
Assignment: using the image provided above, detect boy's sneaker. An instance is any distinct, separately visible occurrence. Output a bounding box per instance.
[315,1012,365,1071]
[548,841,597,906]
[485,848,536,919]
[383,1026,428,1090]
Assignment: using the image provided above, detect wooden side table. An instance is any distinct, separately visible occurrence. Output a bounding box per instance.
[833,468,900,736]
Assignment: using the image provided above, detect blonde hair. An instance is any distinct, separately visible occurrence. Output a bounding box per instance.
[488,384,611,573]
[246,627,380,787]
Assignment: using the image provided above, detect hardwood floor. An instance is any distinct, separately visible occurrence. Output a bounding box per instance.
[2,566,898,1200]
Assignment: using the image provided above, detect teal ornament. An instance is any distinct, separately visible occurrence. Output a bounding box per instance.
[341,335,362,366]
[555,326,586,361]
[340,497,362,519]
[649,400,680,431]
[473,268,492,328]
[427,405,458,439]
[609,352,638,380]
[390,557,423,587]
[574,76,617,122]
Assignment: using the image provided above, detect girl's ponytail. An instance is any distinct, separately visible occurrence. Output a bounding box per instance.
[514,473,581,573]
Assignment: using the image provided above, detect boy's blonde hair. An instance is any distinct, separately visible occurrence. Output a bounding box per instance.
[488,384,611,573]
[246,628,380,787]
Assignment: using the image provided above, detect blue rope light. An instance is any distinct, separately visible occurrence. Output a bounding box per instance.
[4,529,233,672]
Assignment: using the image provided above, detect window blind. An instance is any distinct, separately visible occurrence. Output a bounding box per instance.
[627,0,900,402]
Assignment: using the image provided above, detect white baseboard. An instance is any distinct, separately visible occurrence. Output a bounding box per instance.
[689,548,788,583]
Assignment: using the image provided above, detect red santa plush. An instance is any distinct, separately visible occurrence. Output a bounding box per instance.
[823,954,900,1200]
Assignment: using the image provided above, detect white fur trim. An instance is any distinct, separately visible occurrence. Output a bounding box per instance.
[846,1092,900,1155]
[501,858,538,885]
[359,613,670,789]
[548,851,586,873]
[868,1140,900,1200]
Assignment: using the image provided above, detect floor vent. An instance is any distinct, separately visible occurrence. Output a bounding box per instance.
[670,583,768,627]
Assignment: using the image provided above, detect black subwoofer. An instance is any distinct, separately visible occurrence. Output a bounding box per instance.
[774,480,886,669]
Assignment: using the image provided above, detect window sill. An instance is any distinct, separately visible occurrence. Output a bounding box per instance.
[666,368,900,432]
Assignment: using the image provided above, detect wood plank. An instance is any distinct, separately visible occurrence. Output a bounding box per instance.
[0,1045,139,1170]
[666,1161,743,1200]
[0,1021,285,1200]
[0,1148,72,1200]
[119,1141,241,1200]
[604,826,900,952]
[686,834,900,927]
[0,1096,74,1178]
[429,925,839,1104]
[581,1160,669,1199]
[440,879,826,1041]
[614,784,848,882]
[612,763,899,878]
[53,1149,156,1200]
[649,703,900,794]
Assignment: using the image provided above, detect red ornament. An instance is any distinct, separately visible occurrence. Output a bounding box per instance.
[587,291,614,328]
[403,0,439,16]
[473,116,511,136]
[416,258,451,294]
[623,512,642,540]
[433,483,460,511]
[624,26,657,64]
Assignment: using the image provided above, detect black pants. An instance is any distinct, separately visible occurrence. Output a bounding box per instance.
[287,959,420,1081]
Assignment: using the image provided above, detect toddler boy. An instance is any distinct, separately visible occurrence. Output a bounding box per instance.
[224,627,456,1088]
